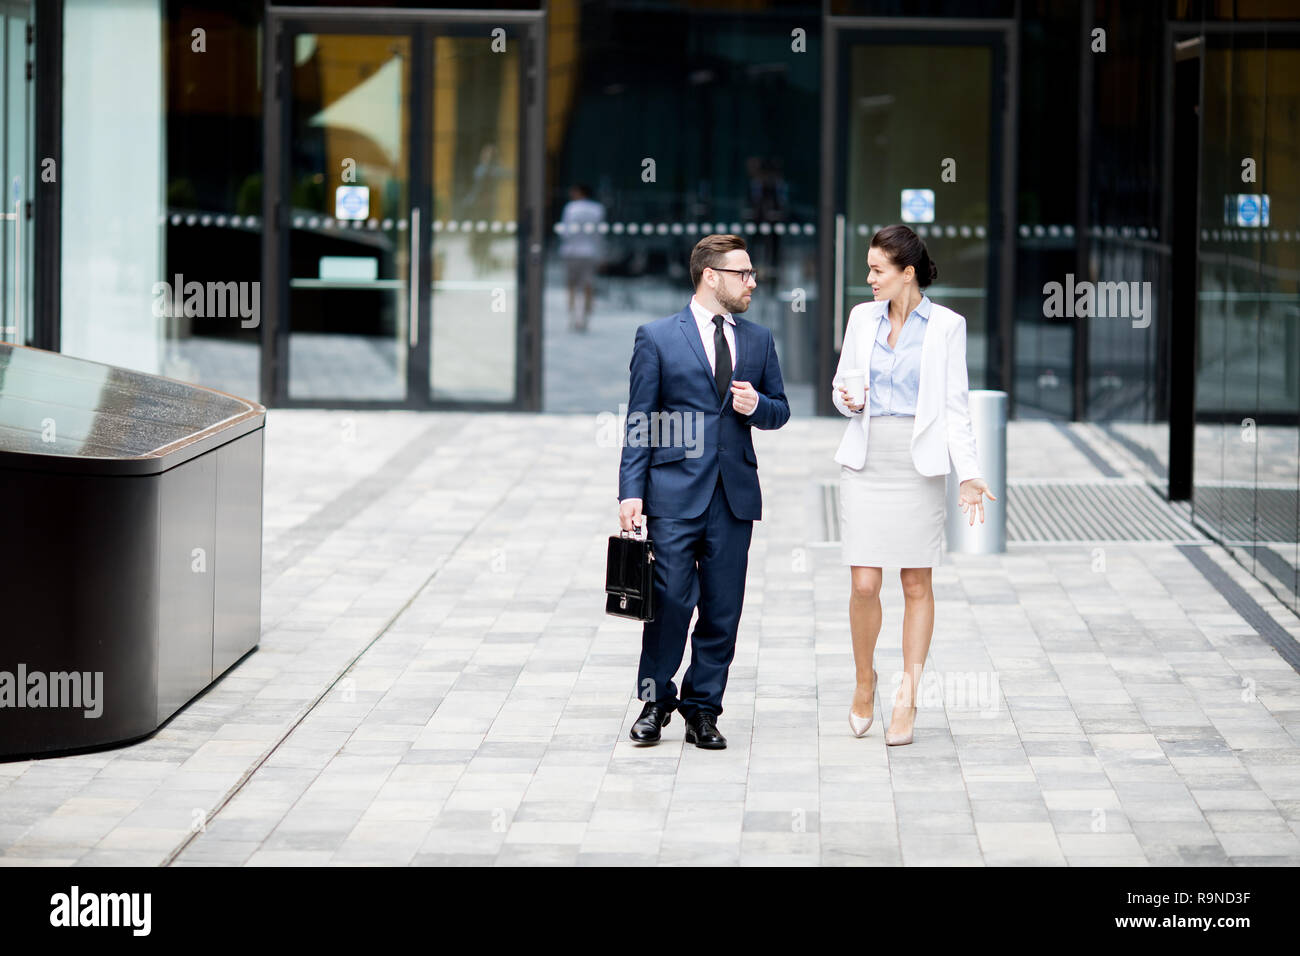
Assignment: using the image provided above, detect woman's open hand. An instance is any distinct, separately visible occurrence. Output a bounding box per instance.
[958,478,997,526]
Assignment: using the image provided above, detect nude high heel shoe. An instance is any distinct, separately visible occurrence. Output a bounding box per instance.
[885,700,917,746]
[848,668,877,738]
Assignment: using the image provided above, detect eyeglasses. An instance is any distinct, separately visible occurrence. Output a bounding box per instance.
[710,267,759,283]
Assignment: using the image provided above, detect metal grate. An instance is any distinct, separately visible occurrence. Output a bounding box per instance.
[1007,480,1209,543]
[819,478,1211,544]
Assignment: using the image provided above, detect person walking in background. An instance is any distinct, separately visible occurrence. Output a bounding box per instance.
[559,184,606,332]
[618,234,790,749]
[831,224,995,746]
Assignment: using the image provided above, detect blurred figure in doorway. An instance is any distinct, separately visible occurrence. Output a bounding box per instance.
[559,183,606,332]
[462,143,511,275]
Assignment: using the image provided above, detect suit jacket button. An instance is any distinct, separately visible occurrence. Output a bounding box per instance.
[718,444,727,452]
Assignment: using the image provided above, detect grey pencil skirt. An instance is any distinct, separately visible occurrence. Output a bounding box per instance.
[839,415,946,568]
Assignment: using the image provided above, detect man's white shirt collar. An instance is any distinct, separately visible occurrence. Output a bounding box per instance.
[690,296,735,328]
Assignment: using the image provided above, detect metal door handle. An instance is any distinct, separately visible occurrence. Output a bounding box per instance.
[12,198,19,341]
[409,206,420,348]
[0,199,18,340]
[834,213,845,351]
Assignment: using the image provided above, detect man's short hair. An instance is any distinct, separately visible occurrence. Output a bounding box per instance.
[690,234,747,289]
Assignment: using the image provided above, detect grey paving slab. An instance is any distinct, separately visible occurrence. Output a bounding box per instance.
[3,412,1299,867]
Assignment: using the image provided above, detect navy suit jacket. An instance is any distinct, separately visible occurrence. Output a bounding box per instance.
[618,305,790,520]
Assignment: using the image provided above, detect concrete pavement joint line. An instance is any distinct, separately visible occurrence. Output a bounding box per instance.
[884,676,906,864]
[813,633,823,864]
[161,428,541,867]
[159,580,435,867]
[262,414,473,584]
[240,433,547,864]
[955,669,1065,867]
[1177,544,1300,673]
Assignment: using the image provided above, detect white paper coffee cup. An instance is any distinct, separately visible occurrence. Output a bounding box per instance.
[842,369,866,407]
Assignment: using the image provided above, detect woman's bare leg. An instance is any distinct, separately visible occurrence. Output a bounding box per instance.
[849,566,883,717]
[891,567,934,736]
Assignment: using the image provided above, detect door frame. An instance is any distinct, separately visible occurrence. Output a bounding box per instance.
[1163,32,1202,500]
[817,16,1018,417]
[261,5,545,410]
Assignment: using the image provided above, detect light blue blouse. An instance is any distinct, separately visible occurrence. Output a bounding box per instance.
[868,295,930,417]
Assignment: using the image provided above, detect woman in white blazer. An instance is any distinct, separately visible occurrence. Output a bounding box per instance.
[831,224,995,746]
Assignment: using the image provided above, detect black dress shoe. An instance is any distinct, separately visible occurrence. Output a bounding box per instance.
[684,712,727,749]
[629,701,672,744]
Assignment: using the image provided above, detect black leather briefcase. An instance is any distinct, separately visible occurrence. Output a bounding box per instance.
[605,526,656,622]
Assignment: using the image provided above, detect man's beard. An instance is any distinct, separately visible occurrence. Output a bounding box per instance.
[718,288,750,313]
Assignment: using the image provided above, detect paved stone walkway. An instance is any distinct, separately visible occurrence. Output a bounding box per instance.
[1,414,1298,866]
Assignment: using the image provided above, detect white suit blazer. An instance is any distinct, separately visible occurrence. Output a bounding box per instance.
[831,298,983,484]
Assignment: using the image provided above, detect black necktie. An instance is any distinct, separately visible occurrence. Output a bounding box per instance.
[712,314,732,401]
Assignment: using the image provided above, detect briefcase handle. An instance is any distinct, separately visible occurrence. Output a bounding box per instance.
[619,522,647,540]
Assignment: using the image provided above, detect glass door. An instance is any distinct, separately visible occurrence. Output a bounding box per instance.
[0,1,32,346]
[281,26,415,402]
[268,13,539,408]
[428,30,521,404]
[826,25,1012,400]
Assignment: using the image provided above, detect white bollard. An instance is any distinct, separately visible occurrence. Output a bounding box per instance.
[945,389,1007,554]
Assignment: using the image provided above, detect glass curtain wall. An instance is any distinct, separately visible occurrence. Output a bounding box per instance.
[162,0,263,399]
[71,0,535,403]
[543,0,821,414]
[1084,0,1164,447]
[1193,31,1300,614]
[841,40,993,391]
[1012,1,1080,420]
[1013,0,1176,463]
[58,0,266,397]
[60,0,165,374]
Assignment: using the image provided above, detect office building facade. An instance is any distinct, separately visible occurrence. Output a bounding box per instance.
[7,0,1299,611]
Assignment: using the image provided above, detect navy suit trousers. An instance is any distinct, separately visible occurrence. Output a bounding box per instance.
[637,474,753,720]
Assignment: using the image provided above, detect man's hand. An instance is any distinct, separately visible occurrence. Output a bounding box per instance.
[619,498,644,532]
[730,380,759,416]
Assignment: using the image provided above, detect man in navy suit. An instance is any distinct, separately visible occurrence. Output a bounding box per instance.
[618,234,790,748]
